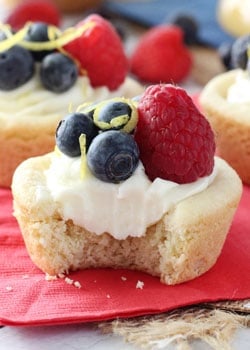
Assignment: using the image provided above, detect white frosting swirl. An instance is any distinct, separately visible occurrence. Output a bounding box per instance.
[0,68,138,126]
[44,153,218,240]
[227,70,250,103]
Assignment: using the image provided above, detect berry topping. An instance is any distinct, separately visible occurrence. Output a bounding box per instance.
[63,14,128,90]
[0,13,128,92]
[24,22,58,61]
[169,14,199,45]
[0,45,34,90]
[130,25,192,84]
[40,52,78,93]
[87,130,139,183]
[231,34,250,69]
[5,0,61,31]
[92,97,138,132]
[218,42,233,70]
[56,112,99,157]
[134,84,215,184]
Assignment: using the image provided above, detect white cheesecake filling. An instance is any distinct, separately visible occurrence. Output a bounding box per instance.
[227,70,250,103]
[44,153,218,240]
[0,68,136,124]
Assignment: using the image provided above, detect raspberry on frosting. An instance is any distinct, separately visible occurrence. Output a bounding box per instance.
[134,84,216,184]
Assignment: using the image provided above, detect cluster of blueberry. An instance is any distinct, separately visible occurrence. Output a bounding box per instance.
[56,98,140,183]
[219,34,250,71]
[0,22,78,92]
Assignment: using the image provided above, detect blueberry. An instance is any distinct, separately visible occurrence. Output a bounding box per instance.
[218,42,233,70]
[246,58,250,73]
[87,130,140,183]
[25,22,57,61]
[169,14,199,45]
[40,52,78,93]
[56,113,99,157]
[0,45,35,90]
[93,98,138,133]
[231,34,250,69]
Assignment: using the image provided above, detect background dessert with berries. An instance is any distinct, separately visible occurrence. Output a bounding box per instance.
[0,5,143,188]
[200,33,250,185]
[12,84,242,285]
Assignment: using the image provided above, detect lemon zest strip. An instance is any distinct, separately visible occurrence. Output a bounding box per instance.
[110,114,129,128]
[20,21,95,51]
[79,133,89,179]
[0,20,95,53]
[0,23,30,52]
[76,102,93,113]
[54,145,62,157]
[0,23,13,38]
[47,25,62,41]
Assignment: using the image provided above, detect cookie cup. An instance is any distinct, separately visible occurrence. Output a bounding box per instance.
[200,69,250,185]
[0,76,143,188]
[12,153,242,285]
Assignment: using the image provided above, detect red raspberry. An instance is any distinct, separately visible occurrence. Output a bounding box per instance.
[130,25,192,84]
[63,14,128,91]
[5,0,61,31]
[134,84,215,184]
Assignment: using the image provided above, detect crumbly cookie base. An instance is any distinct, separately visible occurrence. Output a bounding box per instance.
[12,153,242,285]
[0,77,144,188]
[200,69,250,185]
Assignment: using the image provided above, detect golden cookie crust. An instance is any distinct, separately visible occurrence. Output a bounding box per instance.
[200,69,250,185]
[0,77,144,188]
[12,153,242,285]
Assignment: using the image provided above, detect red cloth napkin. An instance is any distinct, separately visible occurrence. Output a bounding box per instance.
[0,185,250,327]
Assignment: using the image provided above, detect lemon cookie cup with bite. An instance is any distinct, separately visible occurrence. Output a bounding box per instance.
[12,85,242,285]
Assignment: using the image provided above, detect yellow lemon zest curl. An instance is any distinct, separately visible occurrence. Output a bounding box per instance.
[93,97,138,133]
[76,101,98,115]
[0,20,95,53]
[0,23,13,38]
[0,22,31,52]
[79,133,90,179]
[54,145,62,157]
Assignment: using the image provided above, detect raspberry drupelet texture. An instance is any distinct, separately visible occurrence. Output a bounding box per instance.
[64,14,128,91]
[134,84,216,184]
